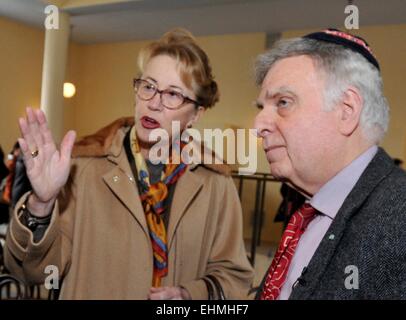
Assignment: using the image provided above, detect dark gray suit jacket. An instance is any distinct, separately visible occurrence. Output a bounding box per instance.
[257,148,406,299]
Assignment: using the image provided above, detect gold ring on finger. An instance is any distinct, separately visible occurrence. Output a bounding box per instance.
[31,149,39,158]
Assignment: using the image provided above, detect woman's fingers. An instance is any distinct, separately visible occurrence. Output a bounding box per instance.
[149,287,169,299]
[19,108,40,153]
[19,117,37,154]
[60,130,76,163]
[27,107,44,151]
[17,137,35,172]
[36,108,56,150]
[17,108,73,203]
[149,287,183,300]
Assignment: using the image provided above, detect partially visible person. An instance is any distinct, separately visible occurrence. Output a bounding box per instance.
[0,145,10,225]
[254,29,406,299]
[4,28,254,299]
[0,143,22,224]
[0,146,9,182]
[1,142,20,205]
[11,151,31,208]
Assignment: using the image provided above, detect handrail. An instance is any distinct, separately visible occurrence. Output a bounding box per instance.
[232,171,280,266]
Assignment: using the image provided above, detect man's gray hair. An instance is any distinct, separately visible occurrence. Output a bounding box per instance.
[255,38,389,144]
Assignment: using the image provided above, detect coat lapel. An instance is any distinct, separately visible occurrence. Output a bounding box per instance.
[289,148,395,299]
[167,166,203,250]
[101,128,150,238]
[80,124,222,255]
[102,166,150,238]
[103,140,205,250]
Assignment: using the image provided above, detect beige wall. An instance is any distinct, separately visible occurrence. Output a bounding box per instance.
[70,40,149,136]
[2,18,405,245]
[0,16,44,154]
[0,16,80,152]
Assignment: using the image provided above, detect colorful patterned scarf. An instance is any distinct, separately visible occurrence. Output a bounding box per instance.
[130,126,188,287]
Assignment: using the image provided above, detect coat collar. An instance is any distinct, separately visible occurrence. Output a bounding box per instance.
[289,147,396,299]
[72,116,231,176]
[72,117,229,248]
[72,117,135,159]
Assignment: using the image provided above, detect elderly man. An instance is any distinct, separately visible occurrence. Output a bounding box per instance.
[254,29,406,300]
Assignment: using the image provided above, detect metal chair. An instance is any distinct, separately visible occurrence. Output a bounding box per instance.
[0,274,24,300]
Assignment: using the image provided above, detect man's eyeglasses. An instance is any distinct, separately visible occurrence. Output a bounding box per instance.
[133,78,199,110]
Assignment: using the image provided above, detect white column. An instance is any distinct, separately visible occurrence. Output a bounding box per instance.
[40,11,70,143]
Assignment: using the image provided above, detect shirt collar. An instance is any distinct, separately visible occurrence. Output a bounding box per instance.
[310,145,378,219]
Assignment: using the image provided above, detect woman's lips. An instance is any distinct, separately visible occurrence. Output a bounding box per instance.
[140,116,161,129]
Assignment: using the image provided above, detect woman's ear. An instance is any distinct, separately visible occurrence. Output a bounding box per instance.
[187,106,205,128]
[337,87,363,136]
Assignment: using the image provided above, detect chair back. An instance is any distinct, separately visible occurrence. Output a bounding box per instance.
[0,274,24,300]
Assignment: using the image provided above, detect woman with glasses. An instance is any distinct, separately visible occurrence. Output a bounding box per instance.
[4,29,254,299]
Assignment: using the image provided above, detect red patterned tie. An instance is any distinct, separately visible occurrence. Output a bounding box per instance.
[260,203,317,300]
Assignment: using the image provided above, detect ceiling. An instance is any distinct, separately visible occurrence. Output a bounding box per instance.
[0,0,405,44]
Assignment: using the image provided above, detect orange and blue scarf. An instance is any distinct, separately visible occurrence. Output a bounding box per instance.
[130,126,187,287]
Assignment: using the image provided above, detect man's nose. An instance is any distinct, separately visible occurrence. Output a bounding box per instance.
[254,110,268,138]
[254,108,276,138]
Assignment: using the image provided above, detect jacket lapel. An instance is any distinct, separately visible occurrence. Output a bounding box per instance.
[289,148,395,299]
[101,128,150,238]
[102,166,150,238]
[91,126,218,253]
[167,166,203,250]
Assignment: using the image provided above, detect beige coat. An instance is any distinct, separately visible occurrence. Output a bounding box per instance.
[4,118,254,299]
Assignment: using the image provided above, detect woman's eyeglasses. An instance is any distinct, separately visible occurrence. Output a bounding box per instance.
[133,78,199,110]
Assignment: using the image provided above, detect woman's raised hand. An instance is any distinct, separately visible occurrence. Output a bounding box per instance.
[18,107,76,217]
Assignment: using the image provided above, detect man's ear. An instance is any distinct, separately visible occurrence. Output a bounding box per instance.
[337,87,363,136]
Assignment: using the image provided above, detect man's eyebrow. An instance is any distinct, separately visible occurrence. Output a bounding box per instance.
[265,86,297,100]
